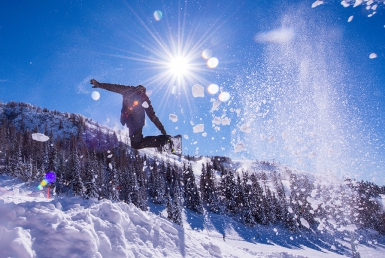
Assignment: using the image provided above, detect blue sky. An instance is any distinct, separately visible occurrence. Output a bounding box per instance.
[1,0,384,184]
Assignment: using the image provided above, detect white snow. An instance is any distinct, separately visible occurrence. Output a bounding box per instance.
[353,0,363,8]
[341,0,350,7]
[311,1,324,8]
[254,28,295,44]
[193,124,204,133]
[369,53,377,59]
[169,114,178,122]
[192,84,205,97]
[1,162,385,258]
[240,123,251,133]
[142,101,149,108]
[31,133,50,142]
[300,218,310,229]
[348,15,354,22]
[234,142,246,153]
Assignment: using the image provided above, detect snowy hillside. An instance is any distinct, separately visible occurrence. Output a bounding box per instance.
[1,174,384,258]
[1,101,385,257]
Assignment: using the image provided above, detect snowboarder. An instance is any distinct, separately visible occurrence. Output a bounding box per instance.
[90,79,172,150]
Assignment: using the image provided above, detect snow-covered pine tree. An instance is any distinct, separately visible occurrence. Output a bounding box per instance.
[220,169,237,214]
[249,173,268,225]
[83,150,99,199]
[200,163,220,213]
[109,160,120,202]
[152,161,166,204]
[171,181,183,226]
[70,148,85,197]
[240,171,256,227]
[183,163,203,213]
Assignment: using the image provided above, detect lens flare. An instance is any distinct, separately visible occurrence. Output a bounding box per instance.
[207,84,219,94]
[37,171,56,190]
[154,10,163,21]
[91,91,100,100]
[218,92,230,102]
[202,49,212,60]
[207,57,219,68]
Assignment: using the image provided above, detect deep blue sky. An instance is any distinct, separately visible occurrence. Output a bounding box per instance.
[1,0,384,184]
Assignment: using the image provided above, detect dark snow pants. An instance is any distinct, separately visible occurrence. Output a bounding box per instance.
[129,129,170,149]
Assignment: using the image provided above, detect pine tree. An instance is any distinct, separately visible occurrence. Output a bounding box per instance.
[83,151,99,199]
[200,163,220,213]
[220,169,237,214]
[171,182,183,226]
[70,148,85,197]
[249,174,267,225]
[240,171,256,227]
[183,163,203,213]
[152,161,166,204]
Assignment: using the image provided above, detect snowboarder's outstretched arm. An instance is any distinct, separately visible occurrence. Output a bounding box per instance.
[141,93,167,135]
[90,79,133,94]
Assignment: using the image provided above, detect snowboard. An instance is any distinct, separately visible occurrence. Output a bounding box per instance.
[159,135,182,156]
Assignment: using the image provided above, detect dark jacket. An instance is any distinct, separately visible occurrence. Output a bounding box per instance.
[94,82,166,135]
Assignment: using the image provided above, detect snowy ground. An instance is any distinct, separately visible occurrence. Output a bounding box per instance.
[1,174,384,258]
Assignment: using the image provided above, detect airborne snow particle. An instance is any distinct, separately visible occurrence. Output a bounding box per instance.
[353,0,363,8]
[240,123,251,133]
[300,218,310,229]
[184,135,189,139]
[192,84,205,97]
[234,142,246,153]
[311,0,323,8]
[369,53,377,59]
[211,101,221,111]
[348,15,354,22]
[212,117,221,125]
[268,135,275,143]
[142,101,149,108]
[254,28,294,44]
[107,154,113,158]
[282,131,288,139]
[169,114,178,122]
[109,163,112,170]
[31,133,50,142]
[341,0,350,7]
[221,117,231,125]
[193,124,204,133]
[202,132,207,137]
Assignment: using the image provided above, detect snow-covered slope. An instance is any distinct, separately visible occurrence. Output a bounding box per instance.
[1,175,385,258]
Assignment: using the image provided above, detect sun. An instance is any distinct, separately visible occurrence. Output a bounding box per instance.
[168,56,190,77]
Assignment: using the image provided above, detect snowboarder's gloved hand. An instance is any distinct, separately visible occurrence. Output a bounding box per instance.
[90,79,100,88]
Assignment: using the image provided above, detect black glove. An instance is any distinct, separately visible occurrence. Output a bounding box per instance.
[90,79,100,88]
